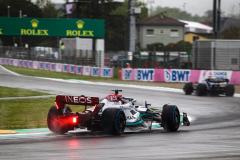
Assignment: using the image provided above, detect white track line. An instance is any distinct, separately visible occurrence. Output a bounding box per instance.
[0,132,50,137]
[0,65,21,76]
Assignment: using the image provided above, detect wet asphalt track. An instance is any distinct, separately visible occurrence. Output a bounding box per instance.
[0,66,240,160]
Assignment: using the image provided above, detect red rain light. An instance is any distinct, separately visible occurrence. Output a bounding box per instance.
[72,117,77,124]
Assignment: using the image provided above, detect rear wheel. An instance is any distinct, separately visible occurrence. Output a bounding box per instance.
[225,84,235,97]
[102,108,126,135]
[196,84,207,96]
[161,105,180,132]
[47,106,73,134]
[183,83,193,95]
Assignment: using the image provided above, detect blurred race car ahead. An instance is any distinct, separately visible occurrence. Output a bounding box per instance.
[183,78,235,96]
[47,90,190,135]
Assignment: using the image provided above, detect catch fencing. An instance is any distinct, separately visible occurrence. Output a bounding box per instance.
[0,46,100,66]
[192,40,240,70]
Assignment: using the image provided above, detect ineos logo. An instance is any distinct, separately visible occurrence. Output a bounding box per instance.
[65,96,92,104]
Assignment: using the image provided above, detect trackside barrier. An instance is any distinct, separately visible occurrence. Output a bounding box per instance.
[0,58,113,78]
[121,68,240,84]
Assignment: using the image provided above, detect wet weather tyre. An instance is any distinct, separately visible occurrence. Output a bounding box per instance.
[225,84,235,97]
[196,84,207,96]
[161,105,180,132]
[183,83,194,95]
[47,106,72,134]
[102,108,126,135]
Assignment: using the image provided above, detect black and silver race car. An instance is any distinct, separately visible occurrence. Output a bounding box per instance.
[183,78,235,96]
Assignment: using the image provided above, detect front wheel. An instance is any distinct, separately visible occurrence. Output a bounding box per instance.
[161,105,180,132]
[196,84,207,96]
[183,83,193,95]
[102,108,126,135]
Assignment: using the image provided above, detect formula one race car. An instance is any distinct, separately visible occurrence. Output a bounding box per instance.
[183,78,235,96]
[47,90,190,135]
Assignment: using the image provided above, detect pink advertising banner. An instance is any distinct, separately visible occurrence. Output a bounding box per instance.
[230,71,240,84]
[120,68,240,84]
[121,69,200,83]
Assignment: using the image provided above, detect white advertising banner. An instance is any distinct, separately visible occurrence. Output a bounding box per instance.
[82,66,91,76]
[135,69,155,81]
[55,63,63,72]
[199,70,232,83]
[32,61,39,69]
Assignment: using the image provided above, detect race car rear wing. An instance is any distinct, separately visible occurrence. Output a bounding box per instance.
[205,78,229,83]
[55,95,99,109]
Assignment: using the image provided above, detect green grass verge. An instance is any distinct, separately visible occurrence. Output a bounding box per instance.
[3,65,118,81]
[0,98,84,129]
[0,98,54,129]
[0,86,49,98]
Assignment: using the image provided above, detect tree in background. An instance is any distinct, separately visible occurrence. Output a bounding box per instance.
[39,0,59,18]
[152,6,203,21]
[221,26,240,39]
[64,0,147,51]
[0,0,43,46]
[202,10,213,25]
[0,0,65,47]
[175,41,192,53]
[146,41,191,53]
[0,0,42,17]
[106,0,147,51]
[146,43,165,51]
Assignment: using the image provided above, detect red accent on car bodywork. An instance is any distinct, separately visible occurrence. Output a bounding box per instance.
[106,94,122,102]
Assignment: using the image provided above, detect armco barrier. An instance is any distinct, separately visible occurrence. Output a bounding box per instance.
[121,68,240,84]
[0,58,113,78]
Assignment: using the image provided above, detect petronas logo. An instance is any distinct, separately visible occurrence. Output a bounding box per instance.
[31,19,39,28]
[76,20,84,29]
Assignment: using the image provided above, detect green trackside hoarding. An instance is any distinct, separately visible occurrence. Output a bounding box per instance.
[0,17,105,38]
